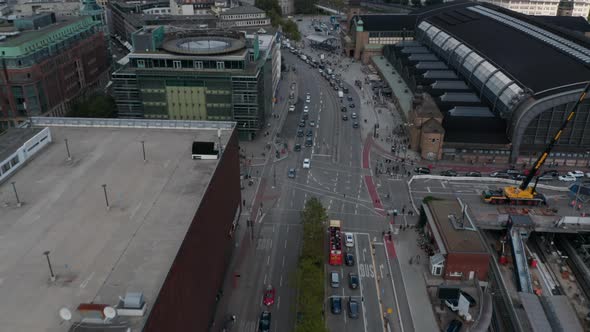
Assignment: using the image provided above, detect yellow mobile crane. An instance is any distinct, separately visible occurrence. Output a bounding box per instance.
[482,81,590,205]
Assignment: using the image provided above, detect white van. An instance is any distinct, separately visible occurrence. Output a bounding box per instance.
[330,272,340,288]
[338,90,344,98]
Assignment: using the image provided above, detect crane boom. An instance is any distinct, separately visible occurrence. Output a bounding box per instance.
[519,81,590,191]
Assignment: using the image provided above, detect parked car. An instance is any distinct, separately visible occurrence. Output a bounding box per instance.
[348,299,359,319]
[351,112,357,119]
[538,174,554,181]
[342,114,348,121]
[490,171,510,178]
[305,137,313,147]
[303,158,311,169]
[414,167,431,174]
[298,121,305,128]
[294,143,301,152]
[465,171,481,177]
[569,170,584,177]
[297,129,304,137]
[446,319,463,332]
[330,297,342,314]
[258,311,271,332]
[345,232,354,247]
[345,253,355,266]
[348,273,359,289]
[352,121,359,128]
[309,120,315,127]
[347,95,353,101]
[288,168,296,178]
[263,285,275,306]
[349,103,356,108]
[288,105,295,112]
[559,174,577,182]
[440,170,457,177]
[511,174,527,180]
[341,106,347,112]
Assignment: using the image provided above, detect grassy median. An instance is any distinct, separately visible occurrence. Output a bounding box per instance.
[295,197,329,332]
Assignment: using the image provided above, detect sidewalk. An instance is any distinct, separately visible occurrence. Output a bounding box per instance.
[212,70,294,329]
[393,229,439,332]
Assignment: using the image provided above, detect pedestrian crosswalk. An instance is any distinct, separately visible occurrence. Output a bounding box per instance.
[237,320,257,332]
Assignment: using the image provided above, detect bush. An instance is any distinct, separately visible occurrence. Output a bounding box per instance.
[295,197,329,332]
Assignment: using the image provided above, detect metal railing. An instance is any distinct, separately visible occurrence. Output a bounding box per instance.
[30,117,235,131]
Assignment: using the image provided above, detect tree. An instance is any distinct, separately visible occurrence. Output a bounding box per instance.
[67,94,117,118]
[282,19,301,41]
[411,0,422,7]
[295,197,329,332]
[294,0,318,14]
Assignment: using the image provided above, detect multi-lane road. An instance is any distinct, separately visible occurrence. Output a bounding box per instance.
[216,18,415,332]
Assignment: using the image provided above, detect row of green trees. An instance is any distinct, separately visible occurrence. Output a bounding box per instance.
[255,0,301,41]
[67,94,117,118]
[295,197,329,332]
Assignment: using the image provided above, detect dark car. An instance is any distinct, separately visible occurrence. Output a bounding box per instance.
[258,311,271,332]
[306,130,313,137]
[465,171,481,177]
[341,106,347,112]
[440,170,457,177]
[446,319,462,332]
[347,95,353,101]
[352,121,359,128]
[297,129,304,137]
[543,170,559,177]
[348,299,359,319]
[294,143,301,152]
[305,137,313,147]
[330,297,342,314]
[345,253,354,266]
[349,103,355,108]
[414,167,431,174]
[348,273,359,289]
[461,291,476,307]
[302,113,308,120]
[298,121,305,128]
[342,114,348,121]
[288,168,296,178]
[511,174,527,180]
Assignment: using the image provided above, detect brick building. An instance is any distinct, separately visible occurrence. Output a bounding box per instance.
[423,199,490,281]
[0,13,110,129]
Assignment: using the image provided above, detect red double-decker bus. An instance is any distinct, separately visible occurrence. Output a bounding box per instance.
[329,220,343,265]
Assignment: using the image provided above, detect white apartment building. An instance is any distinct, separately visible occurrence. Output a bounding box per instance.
[478,0,590,17]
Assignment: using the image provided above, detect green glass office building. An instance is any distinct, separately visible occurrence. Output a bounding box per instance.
[113,28,274,140]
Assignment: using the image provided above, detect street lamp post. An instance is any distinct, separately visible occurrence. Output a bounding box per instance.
[101,184,110,210]
[11,181,21,207]
[64,139,71,161]
[43,250,56,281]
[141,140,146,162]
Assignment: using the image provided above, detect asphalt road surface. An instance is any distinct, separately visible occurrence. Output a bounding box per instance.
[216,19,415,331]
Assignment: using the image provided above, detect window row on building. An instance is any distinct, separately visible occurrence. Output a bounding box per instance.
[133,58,246,70]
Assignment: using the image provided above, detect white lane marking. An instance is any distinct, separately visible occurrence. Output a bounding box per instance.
[282,256,286,267]
[426,187,431,193]
[280,275,283,287]
[80,272,95,289]
[277,296,281,310]
[284,239,288,249]
[267,255,270,265]
[441,181,446,189]
[264,273,267,285]
[354,234,369,332]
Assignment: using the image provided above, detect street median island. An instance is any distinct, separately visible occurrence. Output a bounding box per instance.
[295,197,329,332]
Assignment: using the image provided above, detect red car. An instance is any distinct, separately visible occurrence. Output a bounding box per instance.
[263,285,275,306]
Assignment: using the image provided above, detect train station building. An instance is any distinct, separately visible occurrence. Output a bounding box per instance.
[346,2,590,165]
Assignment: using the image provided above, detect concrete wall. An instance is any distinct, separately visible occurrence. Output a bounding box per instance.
[445,252,490,281]
[143,129,241,332]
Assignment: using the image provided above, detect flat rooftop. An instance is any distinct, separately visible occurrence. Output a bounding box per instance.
[427,199,487,253]
[0,120,233,331]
